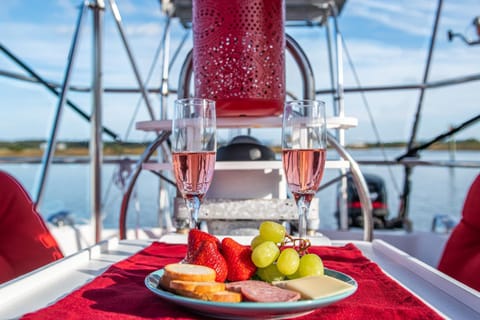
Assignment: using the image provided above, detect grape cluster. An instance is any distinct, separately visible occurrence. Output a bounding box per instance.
[251,221,324,283]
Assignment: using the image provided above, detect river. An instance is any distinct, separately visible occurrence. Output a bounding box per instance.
[2,149,479,232]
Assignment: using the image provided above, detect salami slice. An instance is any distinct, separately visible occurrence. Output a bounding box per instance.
[226,280,272,293]
[226,280,301,302]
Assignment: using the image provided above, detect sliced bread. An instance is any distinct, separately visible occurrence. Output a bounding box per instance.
[173,288,242,303]
[163,263,216,282]
[169,279,225,294]
[207,290,242,303]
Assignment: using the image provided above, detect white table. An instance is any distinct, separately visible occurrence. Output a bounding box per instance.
[0,236,479,319]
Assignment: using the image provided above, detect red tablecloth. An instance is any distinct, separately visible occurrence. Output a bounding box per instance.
[22,242,443,320]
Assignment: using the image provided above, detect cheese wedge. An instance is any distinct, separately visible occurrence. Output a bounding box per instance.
[272,275,354,300]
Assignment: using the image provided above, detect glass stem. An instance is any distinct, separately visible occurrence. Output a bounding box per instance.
[297,196,311,239]
[185,196,201,229]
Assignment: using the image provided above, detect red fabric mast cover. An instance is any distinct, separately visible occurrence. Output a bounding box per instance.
[0,171,63,284]
[192,0,286,117]
[438,174,480,291]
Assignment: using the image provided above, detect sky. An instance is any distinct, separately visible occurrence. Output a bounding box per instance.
[1,0,479,145]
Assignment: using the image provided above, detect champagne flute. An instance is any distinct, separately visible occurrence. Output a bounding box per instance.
[282,100,327,239]
[171,98,216,229]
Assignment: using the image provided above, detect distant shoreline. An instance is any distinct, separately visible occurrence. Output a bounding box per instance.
[0,139,479,158]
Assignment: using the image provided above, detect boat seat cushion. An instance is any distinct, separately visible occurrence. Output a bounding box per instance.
[438,174,480,291]
[0,171,63,284]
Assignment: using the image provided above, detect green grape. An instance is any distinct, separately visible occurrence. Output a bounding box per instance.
[250,235,266,250]
[276,248,300,276]
[259,221,286,243]
[251,241,280,268]
[256,263,285,283]
[298,253,324,277]
[287,269,301,280]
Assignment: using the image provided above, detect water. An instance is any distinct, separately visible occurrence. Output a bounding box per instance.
[2,149,479,232]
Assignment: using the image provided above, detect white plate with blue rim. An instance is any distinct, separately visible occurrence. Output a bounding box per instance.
[145,268,357,319]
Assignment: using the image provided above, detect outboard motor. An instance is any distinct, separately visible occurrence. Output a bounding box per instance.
[336,173,390,229]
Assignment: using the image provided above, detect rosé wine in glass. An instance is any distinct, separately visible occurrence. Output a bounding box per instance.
[282,100,327,239]
[172,151,216,201]
[172,98,216,229]
[282,148,326,203]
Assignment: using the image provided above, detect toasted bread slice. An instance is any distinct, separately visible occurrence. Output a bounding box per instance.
[174,289,242,303]
[163,263,216,282]
[173,288,206,299]
[207,290,242,303]
[158,274,173,291]
[170,280,225,294]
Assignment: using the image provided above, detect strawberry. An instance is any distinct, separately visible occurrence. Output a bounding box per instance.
[221,237,257,281]
[188,240,228,282]
[185,229,220,262]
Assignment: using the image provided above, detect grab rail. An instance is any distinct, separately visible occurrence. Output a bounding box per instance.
[119,131,170,239]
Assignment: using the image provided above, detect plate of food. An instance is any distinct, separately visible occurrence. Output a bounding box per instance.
[144,263,357,320]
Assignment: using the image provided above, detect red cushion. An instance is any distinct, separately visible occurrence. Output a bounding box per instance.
[462,174,480,229]
[0,171,63,284]
[438,174,480,291]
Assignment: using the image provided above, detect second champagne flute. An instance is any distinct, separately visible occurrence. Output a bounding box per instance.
[171,98,216,229]
[282,100,327,239]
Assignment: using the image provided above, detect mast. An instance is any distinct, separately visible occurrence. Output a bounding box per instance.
[397,0,444,229]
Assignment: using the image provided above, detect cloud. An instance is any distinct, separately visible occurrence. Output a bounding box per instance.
[123,22,163,37]
[344,0,436,37]
[1,0,479,143]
